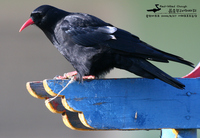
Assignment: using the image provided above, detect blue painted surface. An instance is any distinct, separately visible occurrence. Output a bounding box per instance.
[46,78,200,129]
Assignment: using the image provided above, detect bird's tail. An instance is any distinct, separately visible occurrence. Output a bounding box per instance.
[142,41,194,68]
[155,49,194,68]
[116,56,185,89]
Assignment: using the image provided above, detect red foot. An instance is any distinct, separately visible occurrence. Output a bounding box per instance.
[63,71,78,78]
[55,71,77,79]
[55,71,95,80]
[82,75,95,79]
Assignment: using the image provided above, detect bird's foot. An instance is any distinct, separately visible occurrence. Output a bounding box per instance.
[54,71,77,79]
[54,71,95,80]
[82,75,95,79]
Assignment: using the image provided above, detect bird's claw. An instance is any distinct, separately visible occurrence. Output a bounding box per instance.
[63,71,78,79]
[54,71,77,80]
[82,75,95,79]
[54,71,95,80]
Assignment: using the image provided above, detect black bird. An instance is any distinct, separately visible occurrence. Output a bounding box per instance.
[19,5,193,89]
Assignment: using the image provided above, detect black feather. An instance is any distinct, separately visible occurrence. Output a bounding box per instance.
[27,5,194,89]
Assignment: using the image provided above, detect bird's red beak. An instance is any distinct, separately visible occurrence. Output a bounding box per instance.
[19,18,35,32]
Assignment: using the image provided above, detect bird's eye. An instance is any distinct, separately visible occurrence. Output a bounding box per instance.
[31,12,44,19]
[35,13,43,18]
[30,12,45,24]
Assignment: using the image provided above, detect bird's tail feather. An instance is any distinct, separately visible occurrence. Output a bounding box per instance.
[127,58,185,89]
[148,45,194,68]
[158,50,194,68]
[140,41,194,68]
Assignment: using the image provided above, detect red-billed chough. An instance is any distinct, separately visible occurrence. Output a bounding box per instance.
[19,5,194,89]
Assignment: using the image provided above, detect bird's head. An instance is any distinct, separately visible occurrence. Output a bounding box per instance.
[19,5,67,32]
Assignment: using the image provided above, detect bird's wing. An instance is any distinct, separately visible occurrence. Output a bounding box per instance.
[64,25,117,46]
[60,13,119,46]
[100,29,193,66]
[60,14,193,67]
[61,13,158,54]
